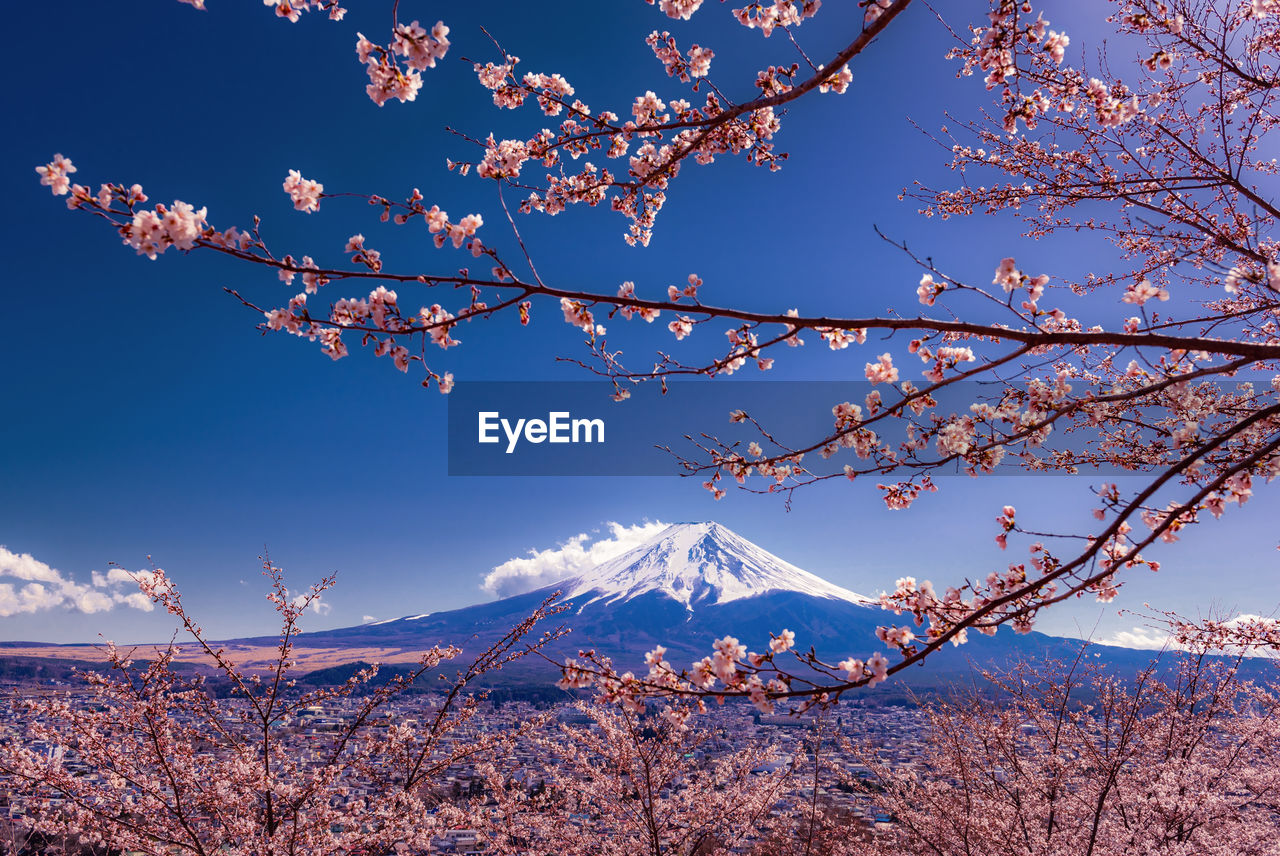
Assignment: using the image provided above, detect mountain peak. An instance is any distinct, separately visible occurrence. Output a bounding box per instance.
[562,521,873,610]
[656,521,727,539]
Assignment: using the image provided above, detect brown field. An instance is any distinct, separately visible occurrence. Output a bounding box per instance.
[0,644,432,673]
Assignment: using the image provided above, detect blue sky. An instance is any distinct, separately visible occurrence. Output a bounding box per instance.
[3,1,1276,647]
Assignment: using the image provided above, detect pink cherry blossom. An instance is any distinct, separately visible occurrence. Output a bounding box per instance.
[282,169,323,212]
[864,352,899,384]
[35,153,75,195]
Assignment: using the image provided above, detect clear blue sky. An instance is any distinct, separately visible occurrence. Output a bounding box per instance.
[3,1,1276,646]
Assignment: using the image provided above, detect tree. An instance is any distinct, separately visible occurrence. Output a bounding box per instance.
[847,651,1280,856]
[0,560,564,855]
[32,0,1280,705]
[480,702,811,856]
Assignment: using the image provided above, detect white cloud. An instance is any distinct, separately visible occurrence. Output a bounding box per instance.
[105,567,140,586]
[117,591,155,611]
[362,615,377,624]
[1096,613,1278,653]
[1223,612,1271,627]
[1095,625,1174,650]
[0,547,157,617]
[290,589,333,616]
[481,520,670,598]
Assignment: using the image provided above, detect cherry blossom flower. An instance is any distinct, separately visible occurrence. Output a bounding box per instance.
[864,352,899,384]
[283,169,323,212]
[1122,277,1169,305]
[35,154,75,195]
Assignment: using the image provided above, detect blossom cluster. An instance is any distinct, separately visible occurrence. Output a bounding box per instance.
[283,169,323,212]
[733,1,823,36]
[262,0,347,23]
[562,626,895,714]
[449,0,873,246]
[48,162,212,262]
[647,30,715,82]
[355,20,449,106]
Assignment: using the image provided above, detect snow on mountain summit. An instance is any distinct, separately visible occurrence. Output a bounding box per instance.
[561,521,874,610]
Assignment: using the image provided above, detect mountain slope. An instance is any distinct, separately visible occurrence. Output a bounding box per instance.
[304,522,878,660]
[558,522,873,610]
[291,521,1242,693]
[4,522,1257,695]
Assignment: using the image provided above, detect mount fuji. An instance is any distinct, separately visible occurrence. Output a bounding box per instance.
[299,521,1159,692]
[0,522,1241,694]
[557,521,875,612]
[304,522,883,674]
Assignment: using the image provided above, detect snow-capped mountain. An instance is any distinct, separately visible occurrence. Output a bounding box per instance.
[561,522,874,611]
[307,522,885,678]
[295,521,1176,692]
[7,522,1246,695]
